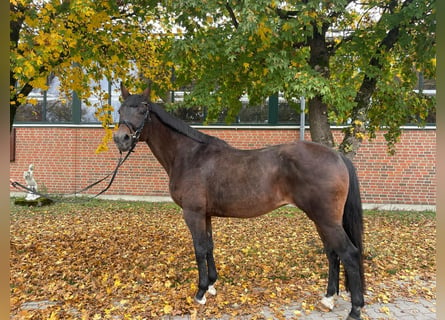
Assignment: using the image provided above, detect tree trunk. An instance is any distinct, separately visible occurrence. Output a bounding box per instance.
[10,105,17,133]
[308,96,334,148]
[10,76,33,132]
[307,23,334,148]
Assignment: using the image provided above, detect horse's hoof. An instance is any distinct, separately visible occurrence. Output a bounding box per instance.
[208,285,217,296]
[321,296,335,310]
[195,295,206,305]
[346,314,362,320]
[346,306,362,320]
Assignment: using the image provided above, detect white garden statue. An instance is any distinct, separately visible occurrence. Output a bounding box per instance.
[23,164,40,201]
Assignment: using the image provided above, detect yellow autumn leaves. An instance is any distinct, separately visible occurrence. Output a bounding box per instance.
[11,0,175,151]
[10,201,435,319]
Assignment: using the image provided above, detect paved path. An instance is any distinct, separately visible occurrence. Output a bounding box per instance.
[164,294,436,319]
[19,294,436,319]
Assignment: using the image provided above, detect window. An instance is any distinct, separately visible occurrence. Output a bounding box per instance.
[166,92,307,125]
[15,76,121,124]
[80,78,121,123]
[15,75,306,126]
[15,72,434,126]
[15,76,74,123]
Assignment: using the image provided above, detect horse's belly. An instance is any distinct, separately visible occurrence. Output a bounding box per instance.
[207,190,289,218]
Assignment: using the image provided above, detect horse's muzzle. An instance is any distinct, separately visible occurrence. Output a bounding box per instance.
[113,130,134,152]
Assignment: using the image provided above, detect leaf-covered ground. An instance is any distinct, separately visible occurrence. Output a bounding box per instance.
[10,200,435,319]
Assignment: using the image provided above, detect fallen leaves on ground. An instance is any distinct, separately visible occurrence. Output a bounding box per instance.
[10,201,435,319]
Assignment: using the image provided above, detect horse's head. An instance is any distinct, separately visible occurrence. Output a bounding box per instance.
[113,84,151,152]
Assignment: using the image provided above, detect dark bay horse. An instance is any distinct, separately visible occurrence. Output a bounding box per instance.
[113,86,365,320]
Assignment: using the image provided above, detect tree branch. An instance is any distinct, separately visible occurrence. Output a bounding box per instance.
[339,0,416,158]
[225,2,239,29]
[275,8,299,20]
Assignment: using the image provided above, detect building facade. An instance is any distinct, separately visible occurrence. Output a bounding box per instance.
[10,125,436,210]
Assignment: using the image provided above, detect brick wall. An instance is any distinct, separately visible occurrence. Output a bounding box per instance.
[10,125,436,206]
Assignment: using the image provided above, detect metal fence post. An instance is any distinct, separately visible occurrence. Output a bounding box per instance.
[300,96,305,141]
[268,94,278,125]
[72,91,81,124]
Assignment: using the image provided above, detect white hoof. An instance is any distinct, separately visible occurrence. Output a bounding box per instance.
[208,285,216,296]
[195,295,206,305]
[321,296,335,310]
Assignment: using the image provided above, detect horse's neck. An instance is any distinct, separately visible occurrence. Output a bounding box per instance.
[145,114,198,173]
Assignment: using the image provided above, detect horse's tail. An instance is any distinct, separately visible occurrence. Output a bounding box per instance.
[341,154,365,292]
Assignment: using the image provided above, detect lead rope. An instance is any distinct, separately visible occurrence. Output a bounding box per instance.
[88,144,136,198]
[10,145,135,203]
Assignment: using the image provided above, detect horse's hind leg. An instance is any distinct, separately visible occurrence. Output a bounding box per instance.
[317,224,364,320]
[321,247,340,310]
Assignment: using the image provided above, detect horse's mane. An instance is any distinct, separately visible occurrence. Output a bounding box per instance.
[150,103,228,146]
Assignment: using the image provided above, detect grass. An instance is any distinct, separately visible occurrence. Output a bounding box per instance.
[11,197,435,220]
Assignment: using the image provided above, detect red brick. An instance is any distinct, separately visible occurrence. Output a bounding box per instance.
[10,127,436,206]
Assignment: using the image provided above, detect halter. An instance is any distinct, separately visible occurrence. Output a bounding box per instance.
[118,101,151,146]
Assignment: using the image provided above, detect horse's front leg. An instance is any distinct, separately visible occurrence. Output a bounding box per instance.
[183,210,215,304]
[206,216,218,296]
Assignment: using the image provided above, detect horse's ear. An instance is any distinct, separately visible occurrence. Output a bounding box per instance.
[120,82,130,99]
[142,87,151,101]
